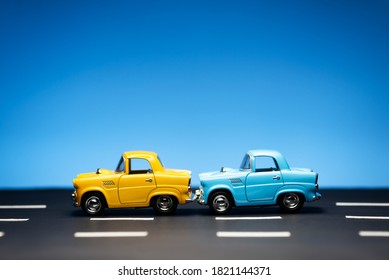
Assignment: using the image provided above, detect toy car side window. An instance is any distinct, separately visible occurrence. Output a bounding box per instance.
[254,156,279,172]
[115,157,125,172]
[129,158,153,174]
[240,154,251,170]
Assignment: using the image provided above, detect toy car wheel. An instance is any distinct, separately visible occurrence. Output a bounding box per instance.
[209,192,233,215]
[279,192,304,213]
[152,195,177,215]
[81,193,105,216]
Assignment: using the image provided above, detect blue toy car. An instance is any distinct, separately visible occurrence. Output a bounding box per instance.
[196,150,321,214]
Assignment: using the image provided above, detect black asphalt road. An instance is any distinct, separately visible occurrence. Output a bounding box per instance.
[0,188,388,260]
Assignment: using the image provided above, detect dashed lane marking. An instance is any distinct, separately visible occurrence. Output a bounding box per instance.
[217,231,291,238]
[359,231,389,237]
[0,205,47,209]
[74,231,148,238]
[0,218,29,222]
[90,217,154,221]
[215,216,282,220]
[346,216,389,220]
[336,202,389,207]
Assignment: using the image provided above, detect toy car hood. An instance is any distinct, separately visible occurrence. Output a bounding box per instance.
[199,167,243,180]
[75,168,114,179]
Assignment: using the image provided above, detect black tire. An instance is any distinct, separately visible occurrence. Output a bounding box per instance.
[209,191,233,215]
[152,195,177,215]
[81,192,106,216]
[278,192,304,213]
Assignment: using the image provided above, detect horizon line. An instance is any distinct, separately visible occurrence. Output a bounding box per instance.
[0,185,388,190]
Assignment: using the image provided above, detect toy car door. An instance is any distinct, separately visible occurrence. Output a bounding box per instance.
[245,156,284,202]
[118,158,156,204]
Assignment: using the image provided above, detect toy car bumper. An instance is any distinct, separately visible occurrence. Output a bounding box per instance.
[185,189,204,203]
[71,191,79,207]
[185,189,200,203]
[196,189,206,204]
[313,192,322,201]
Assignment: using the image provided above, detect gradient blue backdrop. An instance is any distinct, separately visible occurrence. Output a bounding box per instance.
[0,0,388,188]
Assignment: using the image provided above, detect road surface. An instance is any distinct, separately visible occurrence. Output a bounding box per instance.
[0,188,388,259]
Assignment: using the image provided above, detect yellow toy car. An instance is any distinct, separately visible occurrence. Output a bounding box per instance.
[72,151,192,215]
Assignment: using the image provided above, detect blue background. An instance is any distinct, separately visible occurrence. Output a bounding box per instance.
[0,0,388,188]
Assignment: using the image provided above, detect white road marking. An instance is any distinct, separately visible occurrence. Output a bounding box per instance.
[0,218,29,222]
[0,205,47,209]
[215,216,282,220]
[346,215,389,220]
[359,231,389,237]
[217,231,291,238]
[336,202,389,207]
[0,232,4,237]
[90,217,154,221]
[74,231,148,238]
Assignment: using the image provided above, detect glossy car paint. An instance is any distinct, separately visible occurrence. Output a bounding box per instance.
[72,151,191,210]
[198,150,320,209]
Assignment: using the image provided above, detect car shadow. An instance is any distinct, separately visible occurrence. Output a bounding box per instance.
[219,205,324,216]
[69,204,324,218]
